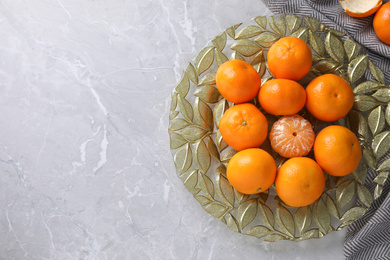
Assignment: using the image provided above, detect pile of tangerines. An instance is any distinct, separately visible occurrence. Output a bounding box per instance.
[216,37,362,208]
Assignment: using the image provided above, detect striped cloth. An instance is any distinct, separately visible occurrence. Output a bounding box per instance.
[260,0,390,259]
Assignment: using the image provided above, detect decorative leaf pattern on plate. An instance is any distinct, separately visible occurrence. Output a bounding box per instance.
[197,72,216,86]
[377,158,390,172]
[295,206,312,235]
[255,32,281,48]
[237,199,258,230]
[231,39,261,56]
[174,144,192,173]
[194,139,211,173]
[357,183,373,208]
[344,37,361,62]
[204,202,228,219]
[198,172,215,199]
[353,95,379,112]
[194,85,222,103]
[185,63,198,85]
[286,15,303,34]
[246,225,273,238]
[215,174,234,207]
[194,46,215,75]
[313,197,331,234]
[353,81,381,95]
[226,213,240,232]
[275,204,295,237]
[336,180,356,209]
[235,25,265,39]
[369,60,385,84]
[193,98,213,130]
[258,202,275,230]
[212,31,227,51]
[341,207,367,222]
[325,31,344,64]
[368,106,385,136]
[372,131,390,159]
[348,55,368,84]
[168,14,388,242]
[372,88,390,103]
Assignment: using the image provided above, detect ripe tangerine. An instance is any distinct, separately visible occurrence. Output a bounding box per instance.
[306,74,354,122]
[267,37,312,81]
[314,125,362,176]
[227,148,277,194]
[216,60,261,104]
[219,103,268,151]
[275,157,325,207]
[258,78,306,116]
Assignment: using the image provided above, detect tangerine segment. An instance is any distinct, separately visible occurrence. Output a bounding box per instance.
[269,114,315,158]
[219,103,268,151]
[258,78,306,116]
[314,125,362,176]
[267,37,312,81]
[373,2,390,45]
[227,148,277,194]
[216,59,261,104]
[306,74,354,122]
[275,157,325,207]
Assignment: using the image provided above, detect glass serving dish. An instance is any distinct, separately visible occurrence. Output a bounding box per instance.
[168,15,390,242]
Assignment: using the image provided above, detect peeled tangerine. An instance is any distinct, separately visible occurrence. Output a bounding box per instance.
[340,0,382,17]
[269,114,315,158]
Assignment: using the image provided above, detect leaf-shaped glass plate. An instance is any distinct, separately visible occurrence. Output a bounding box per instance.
[168,15,390,242]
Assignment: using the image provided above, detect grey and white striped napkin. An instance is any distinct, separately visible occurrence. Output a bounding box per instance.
[261,0,390,259]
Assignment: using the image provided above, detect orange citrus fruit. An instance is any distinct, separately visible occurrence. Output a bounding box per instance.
[258,79,306,116]
[216,59,261,104]
[275,157,325,207]
[374,1,390,45]
[314,125,362,176]
[227,148,277,194]
[306,74,354,122]
[269,114,315,158]
[340,0,382,18]
[267,37,312,81]
[219,103,268,151]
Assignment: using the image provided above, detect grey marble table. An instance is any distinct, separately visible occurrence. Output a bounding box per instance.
[0,0,345,259]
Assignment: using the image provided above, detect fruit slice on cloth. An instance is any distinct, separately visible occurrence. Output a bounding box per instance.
[314,125,362,176]
[269,114,315,158]
[227,148,276,194]
[306,74,354,122]
[340,0,382,18]
[219,103,268,151]
[275,157,325,207]
[258,79,306,116]
[216,59,261,104]
[374,2,390,45]
[267,37,312,81]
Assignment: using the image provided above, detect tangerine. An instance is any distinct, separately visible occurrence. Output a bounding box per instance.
[219,103,268,151]
[269,114,315,158]
[373,1,390,45]
[227,148,277,194]
[306,74,354,122]
[258,79,306,116]
[267,37,312,81]
[314,125,362,176]
[216,59,261,104]
[275,157,325,207]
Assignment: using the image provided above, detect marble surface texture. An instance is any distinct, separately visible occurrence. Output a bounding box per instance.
[0,0,346,259]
